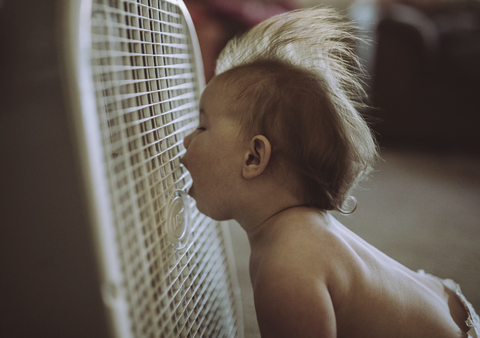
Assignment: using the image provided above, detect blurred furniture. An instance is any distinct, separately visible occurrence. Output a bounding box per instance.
[369,0,480,151]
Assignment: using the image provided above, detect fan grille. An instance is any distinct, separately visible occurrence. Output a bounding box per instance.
[90,0,240,336]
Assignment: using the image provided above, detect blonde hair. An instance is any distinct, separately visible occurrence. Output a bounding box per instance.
[214,7,378,213]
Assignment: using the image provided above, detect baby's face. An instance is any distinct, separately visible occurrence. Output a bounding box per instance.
[180,78,246,220]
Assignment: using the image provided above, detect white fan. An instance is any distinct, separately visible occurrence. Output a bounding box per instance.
[0,0,243,337]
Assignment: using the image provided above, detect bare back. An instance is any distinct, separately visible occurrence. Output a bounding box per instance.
[249,207,469,338]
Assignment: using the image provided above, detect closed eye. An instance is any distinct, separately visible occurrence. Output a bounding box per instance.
[197,127,206,131]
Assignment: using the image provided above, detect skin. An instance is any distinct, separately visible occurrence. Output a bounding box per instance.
[180,76,469,338]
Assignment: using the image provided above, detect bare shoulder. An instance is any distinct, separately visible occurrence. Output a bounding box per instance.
[253,249,337,338]
[256,208,354,283]
[251,208,348,338]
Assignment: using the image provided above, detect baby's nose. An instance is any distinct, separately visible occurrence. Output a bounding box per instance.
[183,132,192,149]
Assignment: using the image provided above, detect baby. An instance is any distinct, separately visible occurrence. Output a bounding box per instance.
[180,7,480,338]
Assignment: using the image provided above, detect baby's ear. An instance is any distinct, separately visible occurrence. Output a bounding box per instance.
[242,135,271,179]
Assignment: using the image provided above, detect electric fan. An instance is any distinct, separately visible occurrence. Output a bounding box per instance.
[0,1,243,337]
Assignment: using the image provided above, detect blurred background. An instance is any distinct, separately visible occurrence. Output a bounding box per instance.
[184,0,480,335]
[0,0,477,336]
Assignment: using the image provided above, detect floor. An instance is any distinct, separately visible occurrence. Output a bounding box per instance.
[228,148,480,337]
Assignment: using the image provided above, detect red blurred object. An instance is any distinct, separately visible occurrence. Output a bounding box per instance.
[210,0,297,28]
[185,0,298,82]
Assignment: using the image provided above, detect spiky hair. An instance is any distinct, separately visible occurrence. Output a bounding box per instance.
[213,7,377,212]
[216,6,364,107]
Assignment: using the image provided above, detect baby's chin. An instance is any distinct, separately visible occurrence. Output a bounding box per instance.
[187,184,194,197]
[194,203,218,220]
[187,186,206,214]
[195,200,232,222]
[187,184,233,221]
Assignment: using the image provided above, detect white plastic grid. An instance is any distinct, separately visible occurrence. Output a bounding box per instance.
[89,1,240,336]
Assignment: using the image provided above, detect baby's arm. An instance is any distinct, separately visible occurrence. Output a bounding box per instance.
[253,259,337,337]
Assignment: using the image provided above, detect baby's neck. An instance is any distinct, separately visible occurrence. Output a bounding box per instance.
[231,185,307,282]
[239,205,320,286]
[236,201,305,247]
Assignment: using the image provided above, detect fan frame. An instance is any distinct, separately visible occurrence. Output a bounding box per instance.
[60,0,243,337]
